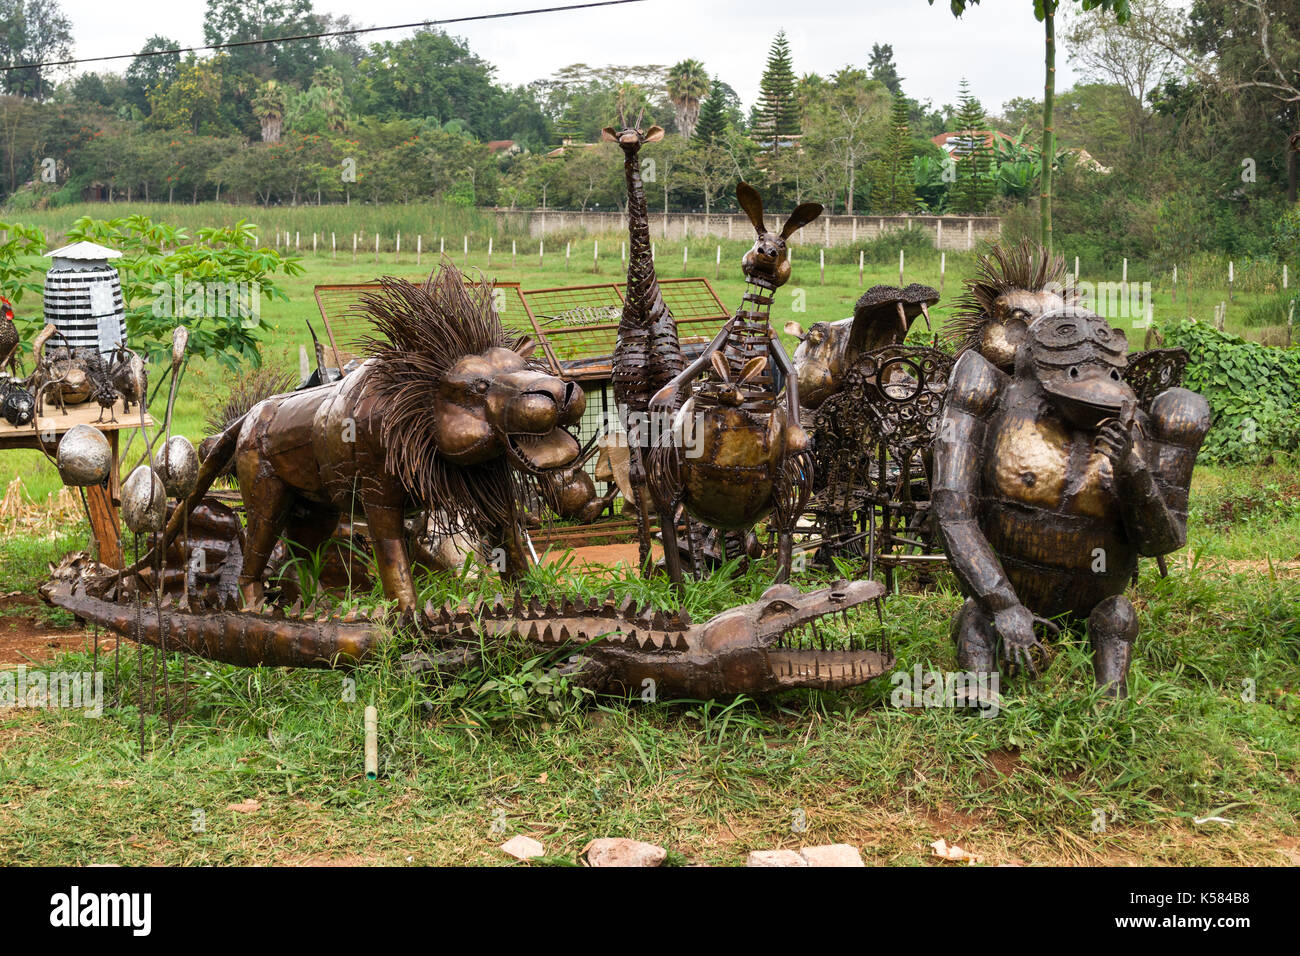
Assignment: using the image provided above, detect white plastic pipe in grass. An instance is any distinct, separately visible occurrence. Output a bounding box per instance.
[364,705,378,781]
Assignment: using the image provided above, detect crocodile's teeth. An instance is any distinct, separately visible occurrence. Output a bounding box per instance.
[340,608,358,624]
[558,624,572,643]
[618,596,637,619]
[652,610,668,630]
[673,633,689,651]
[529,597,543,619]
[673,610,692,629]
[526,621,541,642]
[512,592,524,617]
[491,595,506,616]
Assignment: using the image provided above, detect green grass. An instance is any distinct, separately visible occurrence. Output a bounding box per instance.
[0,540,1296,865]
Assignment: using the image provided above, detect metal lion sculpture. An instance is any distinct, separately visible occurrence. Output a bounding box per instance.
[152,262,586,616]
[932,305,1210,697]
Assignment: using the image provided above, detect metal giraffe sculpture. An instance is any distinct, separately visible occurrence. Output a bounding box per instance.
[649,182,823,588]
[603,119,686,569]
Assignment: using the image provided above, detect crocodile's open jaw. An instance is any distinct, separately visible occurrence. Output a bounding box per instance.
[706,580,892,690]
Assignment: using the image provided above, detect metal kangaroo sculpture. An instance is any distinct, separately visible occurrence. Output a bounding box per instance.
[604,119,685,570]
[648,182,822,588]
[141,263,585,619]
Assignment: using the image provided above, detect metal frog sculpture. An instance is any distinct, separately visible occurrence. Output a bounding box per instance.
[149,263,585,616]
[932,307,1210,696]
[648,182,822,587]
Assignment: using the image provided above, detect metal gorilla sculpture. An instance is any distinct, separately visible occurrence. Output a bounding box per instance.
[932,307,1210,696]
[172,264,585,613]
[648,182,821,587]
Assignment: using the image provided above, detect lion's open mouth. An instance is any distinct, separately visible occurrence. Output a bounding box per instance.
[506,428,580,472]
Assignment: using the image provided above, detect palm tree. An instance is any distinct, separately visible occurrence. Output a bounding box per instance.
[667,59,710,140]
[253,80,286,144]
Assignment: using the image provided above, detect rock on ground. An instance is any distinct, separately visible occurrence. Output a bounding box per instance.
[581,838,667,867]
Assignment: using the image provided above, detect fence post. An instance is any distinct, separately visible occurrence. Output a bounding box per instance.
[417,235,421,266]
[1283,263,1288,290]
[1075,256,1080,283]
[859,249,864,287]
[539,239,544,269]
[819,248,825,285]
[936,219,942,249]
[966,218,973,250]
[352,233,357,262]
[332,232,336,259]
[396,232,400,263]
[488,236,493,267]
[592,239,598,273]
[1228,260,1234,301]
[463,235,468,267]
[1171,264,1176,304]
[683,244,688,274]
[512,239,517,269]
[313,233,317,254]
[715,244,721,279]
[565,241,570,271]
[939,251,946,297]
[899,248,905,286]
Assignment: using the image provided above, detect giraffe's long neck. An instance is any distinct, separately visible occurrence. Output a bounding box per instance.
[616,146,682,413]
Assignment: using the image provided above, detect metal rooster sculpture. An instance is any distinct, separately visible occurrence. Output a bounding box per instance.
[648,182,822,588]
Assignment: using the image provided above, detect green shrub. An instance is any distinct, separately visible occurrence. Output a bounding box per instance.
[1160,319,1300,463]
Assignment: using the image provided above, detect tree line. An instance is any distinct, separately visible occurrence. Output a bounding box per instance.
[0,0,1294,269]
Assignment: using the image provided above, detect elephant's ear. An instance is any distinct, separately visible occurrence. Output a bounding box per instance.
[737,181,765,234]
[783,320,806,340]
[643,125,665,143]
[781,203,823,239]
[600,127,619,142]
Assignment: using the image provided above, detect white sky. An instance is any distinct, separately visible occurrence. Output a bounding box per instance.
[54,0,1085,116]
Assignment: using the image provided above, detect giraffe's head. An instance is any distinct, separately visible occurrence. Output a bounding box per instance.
[737,181,823,288]
[600,122,664,155]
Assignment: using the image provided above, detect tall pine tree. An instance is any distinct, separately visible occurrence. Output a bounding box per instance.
[950,79,993,214]
[872,92,915,213]
[695,77,728,143]
[755,31,800,154]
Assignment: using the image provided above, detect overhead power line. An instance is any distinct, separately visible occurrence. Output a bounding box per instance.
[0,0,647,73]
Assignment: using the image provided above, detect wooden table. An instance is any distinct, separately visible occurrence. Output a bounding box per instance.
[0,399,154,569]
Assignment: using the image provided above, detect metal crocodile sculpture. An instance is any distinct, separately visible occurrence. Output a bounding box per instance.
[41,555,892,698]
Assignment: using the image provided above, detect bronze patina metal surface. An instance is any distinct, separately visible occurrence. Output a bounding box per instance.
[932,306,1210,696]
[606,118,686,569]
[44,554,891,698]
[789,282,939,410]
[155,262,584,615]
[648,182,822,587]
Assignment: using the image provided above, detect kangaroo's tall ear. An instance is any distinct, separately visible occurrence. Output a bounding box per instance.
[600,127,619,142]
[781,202,824,239]
[710,351,730,382]
[737,181,765,234]
[643,125,665,143]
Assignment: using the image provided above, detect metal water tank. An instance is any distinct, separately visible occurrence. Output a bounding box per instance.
[43,241,126,355]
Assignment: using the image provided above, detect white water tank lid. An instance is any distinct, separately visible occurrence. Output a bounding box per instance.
[45,241,122,271]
